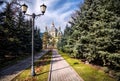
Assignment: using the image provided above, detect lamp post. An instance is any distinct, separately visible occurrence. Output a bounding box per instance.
[21,3,47,76]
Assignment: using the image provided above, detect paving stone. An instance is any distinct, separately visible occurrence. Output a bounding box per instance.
[48,49,84,81]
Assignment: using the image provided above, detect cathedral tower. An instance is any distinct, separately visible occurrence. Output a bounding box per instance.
[43,22,62,48]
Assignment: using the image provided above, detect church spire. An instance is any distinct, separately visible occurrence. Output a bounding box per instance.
[51,21,56,32]
[59,26,61,31]
[52,21,55,27]
[45,26,48,32]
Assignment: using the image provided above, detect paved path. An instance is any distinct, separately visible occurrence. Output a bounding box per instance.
[0,49,49,81]
[48,49,84,81]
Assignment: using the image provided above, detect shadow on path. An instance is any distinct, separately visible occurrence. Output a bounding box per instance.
[0,50,48,81]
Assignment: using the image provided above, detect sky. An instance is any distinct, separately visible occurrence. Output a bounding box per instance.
[25,0,84,33]
[1,0,84,33]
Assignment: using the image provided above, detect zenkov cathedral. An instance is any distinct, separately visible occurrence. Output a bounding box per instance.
[43,22,62,48]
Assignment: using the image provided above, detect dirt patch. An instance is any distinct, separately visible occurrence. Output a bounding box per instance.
[24,77,37,81]
[89,64,103,70]
[35,66,42,74]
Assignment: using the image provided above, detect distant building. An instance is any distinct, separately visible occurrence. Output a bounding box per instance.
[43,22,62,48]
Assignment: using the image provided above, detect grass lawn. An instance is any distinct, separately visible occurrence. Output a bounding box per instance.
[59,51,116,81]
[12,50,52,81]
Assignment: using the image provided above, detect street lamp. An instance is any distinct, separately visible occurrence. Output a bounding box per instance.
[21,3,47,76]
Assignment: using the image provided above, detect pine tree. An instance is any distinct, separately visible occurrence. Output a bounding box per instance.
[0,0,43,64]
[59,0,120,71]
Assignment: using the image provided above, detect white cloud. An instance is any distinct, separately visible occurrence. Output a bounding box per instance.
[26,0,81,33]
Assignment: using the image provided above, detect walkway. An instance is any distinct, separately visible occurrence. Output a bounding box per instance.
[0,49,49,81]
[48,49,84,81]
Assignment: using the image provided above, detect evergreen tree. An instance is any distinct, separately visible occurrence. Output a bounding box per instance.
[42,32,49,49]
[0,1,43,64]
[59,0,120,74]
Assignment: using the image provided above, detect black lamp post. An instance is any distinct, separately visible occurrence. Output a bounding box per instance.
[21,3,47,76]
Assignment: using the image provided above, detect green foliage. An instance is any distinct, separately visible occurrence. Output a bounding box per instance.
[103,67,110,73]
[59,51,116,81]
[58,0,120,79]
[0,1,42,65]
[115,72,120,81]
[42,32,49,49]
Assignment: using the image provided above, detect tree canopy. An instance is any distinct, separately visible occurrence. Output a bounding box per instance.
[58,0,120,79]
[0,1,42,64]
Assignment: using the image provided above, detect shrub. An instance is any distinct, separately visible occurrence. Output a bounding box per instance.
[103,67,110,73]
[115,72,120,81]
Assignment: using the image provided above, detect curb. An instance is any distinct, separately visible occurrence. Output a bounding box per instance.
[47,49,53,81]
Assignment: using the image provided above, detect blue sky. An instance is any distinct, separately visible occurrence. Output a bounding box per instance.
[25,0,84,32]
[2,0,84,32]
